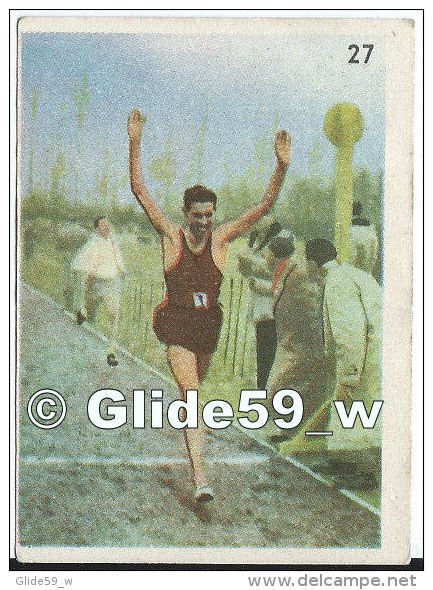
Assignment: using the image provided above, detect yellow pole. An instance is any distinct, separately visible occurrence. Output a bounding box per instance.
[324,103,363,262]
[334,143,354,261]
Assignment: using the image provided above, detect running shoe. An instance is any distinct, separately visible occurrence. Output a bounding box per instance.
[194,485,214,503]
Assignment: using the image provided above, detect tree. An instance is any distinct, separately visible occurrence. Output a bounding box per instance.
[28,88,39,195]
[95,147,127,208]
[73,74,90,158]
[307,140,324,182]
[184,105,208,187]
[72,74,91,197]
[148,135,178,220]
[148,136,177,187]
[45,104,68,218]
[276,177,334,240]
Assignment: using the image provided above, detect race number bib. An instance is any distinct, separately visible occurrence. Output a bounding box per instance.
[193,292,207,308]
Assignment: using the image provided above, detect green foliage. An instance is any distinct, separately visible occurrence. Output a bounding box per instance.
[21,190,66,221]
[276,177,335,241]
[148,155,170,185]
[217,176,261,223]
[21,164,382,258]
[213,165,381,246]
[73,74,90,131]
[28,88,39,194]
[50,151,67,200]
[148,145,176,187]
[147,136,179,221]
[162,189,183,224]
[184,108,208,186]
[31,88,39,120]
[21,188,153,238]
[277,168,381,242]
[94,148,127,208]
[307,140,323,179]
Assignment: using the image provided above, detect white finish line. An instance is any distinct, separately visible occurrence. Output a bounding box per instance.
[21,453,270,467]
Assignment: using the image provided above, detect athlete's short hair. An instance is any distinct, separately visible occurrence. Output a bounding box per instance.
[183,185,217,211]
[94,216,107,229]
[305,239,337,266]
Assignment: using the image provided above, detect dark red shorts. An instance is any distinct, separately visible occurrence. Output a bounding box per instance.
[153,301,223,355]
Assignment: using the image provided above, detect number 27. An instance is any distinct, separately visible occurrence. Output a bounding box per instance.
[348,44,374,64]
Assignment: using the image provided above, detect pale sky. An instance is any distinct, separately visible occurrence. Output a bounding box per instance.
[20,31,385,202]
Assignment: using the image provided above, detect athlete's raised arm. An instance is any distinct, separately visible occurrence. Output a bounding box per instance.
[128,109,177,237]
[214,130,291,245]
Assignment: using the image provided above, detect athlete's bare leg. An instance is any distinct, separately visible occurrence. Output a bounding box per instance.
[167,345,208,489]
[74,273,88,317]
[101,279,122,365]
[85,289,101,322]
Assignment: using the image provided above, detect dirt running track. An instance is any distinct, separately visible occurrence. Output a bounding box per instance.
[17,284,380,548]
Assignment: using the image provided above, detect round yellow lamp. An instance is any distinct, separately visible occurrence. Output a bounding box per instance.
[324,103,363,262]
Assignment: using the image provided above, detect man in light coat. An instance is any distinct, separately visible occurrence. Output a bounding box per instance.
[305,239,382,452]
[350,201,379,275]
[71,216,126,366]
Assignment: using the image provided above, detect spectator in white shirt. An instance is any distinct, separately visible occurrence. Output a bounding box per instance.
[71,216,126,366]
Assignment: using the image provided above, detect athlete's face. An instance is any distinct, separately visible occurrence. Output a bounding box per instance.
[186,202,214,237]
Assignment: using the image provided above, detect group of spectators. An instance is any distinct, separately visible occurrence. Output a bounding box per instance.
[237,202,381,470]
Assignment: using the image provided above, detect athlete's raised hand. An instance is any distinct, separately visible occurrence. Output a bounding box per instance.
[128,109,177,237]
[128,109,146,141]
[274,130,291,168]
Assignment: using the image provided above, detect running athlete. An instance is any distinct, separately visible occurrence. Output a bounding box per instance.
[128,109,291,501]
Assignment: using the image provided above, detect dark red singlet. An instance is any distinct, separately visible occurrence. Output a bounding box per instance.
[153,229,223,354]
